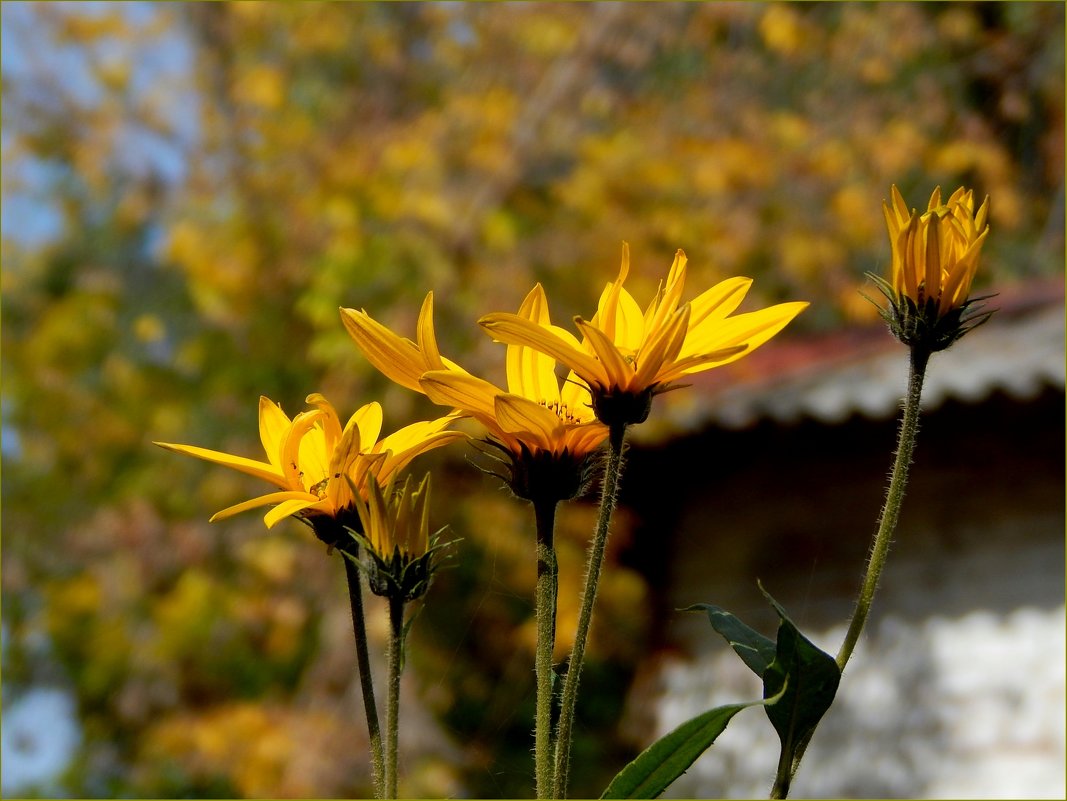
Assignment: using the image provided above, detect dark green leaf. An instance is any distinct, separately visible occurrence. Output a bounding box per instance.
[599,702,752,799]
[759,585,841,789]
[685,603,777,677]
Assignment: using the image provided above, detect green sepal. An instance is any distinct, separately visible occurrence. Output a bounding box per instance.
[342,524,459,603]
[599,685,786,800]
[861,271,997,352]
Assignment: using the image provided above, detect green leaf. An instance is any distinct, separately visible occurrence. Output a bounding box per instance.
[599,702,754,799]
[686,603,777,677]
[689,589,841,796]
[759,585,841,793]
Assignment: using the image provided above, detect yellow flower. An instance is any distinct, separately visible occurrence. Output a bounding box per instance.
[421,285,607,457]
[872,184,993,350]
[883,184,990,318]
[479,243,808,426]
[341,289,608,469]
[356,473,432,562]
[351,473,448,602]
[156,394,463,530]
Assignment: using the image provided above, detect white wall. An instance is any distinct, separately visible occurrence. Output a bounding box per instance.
[639,603,1065,799]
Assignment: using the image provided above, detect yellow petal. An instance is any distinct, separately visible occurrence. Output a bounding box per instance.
[946,207,970,244]
[508,284,562,406]
[327,422,362,511]
[397,473,431,558]
[924,216,941,300]
[559,370,596,421]
[282,410,324,488]
[348,402,384,451]
[900,215,922,300]
[644,249,688,334]
[960,189,975,212]
[494,393,561,450]
[340,307,427,393]
[416,292,447,371]
[575,318,634,390]
[685,302,808,361]
[265,498,328,529]
[306,393,342,451]
[412,474,431,557]
[563,421,610,455]
[654,344,749,384]
[481,313,608,388]
[378,413,457,446]
[595,242,631,343]
[297,424,331,491]
[393,475,415,553]
[383,430,465,485]
[258,396,292,470]
[592,250,644,350]
[882,199,902,239]
[688,277,752,328]
[975,195,990,232]
[373,415,464,483]
[546,322,589,353]
[633,304,690,389]
[209,490,319,522]
[612,286,646,353]
[155,441,286,489]
[517,283,551,326]
[362,473,392,555]
[377,429,466,483]
[351,451,389,498]
[420,370,499,418]
[939,229,987,315]
[350,482,373,540]
[883,202,905,297]
[889,184,911,225]
[927,185,943,212]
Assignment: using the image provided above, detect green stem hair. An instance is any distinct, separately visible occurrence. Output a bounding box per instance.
[553,423,628,798]
[769,347,931,800]
[837,345,930,670]
[385,594,405,799]
[534,498,560,799]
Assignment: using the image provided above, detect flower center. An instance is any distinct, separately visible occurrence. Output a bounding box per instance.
[540,399,583,425]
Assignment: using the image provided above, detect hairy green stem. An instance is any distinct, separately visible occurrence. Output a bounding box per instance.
[534,499,560,799]
[770,739,794,799]
[837,345,930,670]
[767,347,931,800]
[343,553,385,799]
[385,594,405,800]
[553,423,627,799]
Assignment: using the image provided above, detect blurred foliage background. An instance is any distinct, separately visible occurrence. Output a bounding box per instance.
[2,2,1063,797]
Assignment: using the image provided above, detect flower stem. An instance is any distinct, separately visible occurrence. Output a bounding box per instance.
[770,739,794,799]
[837,345,930,670]
[767,347,931,800]
[534,498,559,799]
[385,594,405,800]
[553,423,628,799]
[343,553,386,799]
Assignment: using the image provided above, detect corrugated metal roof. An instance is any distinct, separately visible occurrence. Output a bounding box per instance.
[641,278,1065,439]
